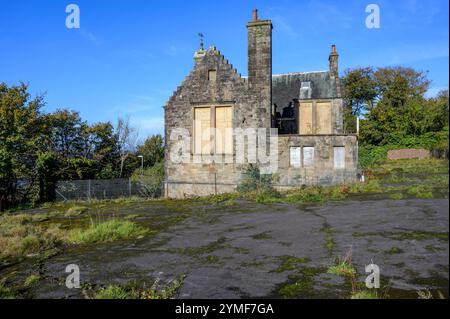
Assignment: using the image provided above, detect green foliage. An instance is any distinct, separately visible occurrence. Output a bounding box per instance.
[343,66,448,155]
[36,152,59,202]
[94,276,185,299]
[350,291,378,299]
[136,135,165,168]
[0,281,15,299]
[131,162,165,198]
[24,274,41,287]
[95,285,130,299]
[407,185,434,199]
[236,165,280,200]
[69,219,148,244]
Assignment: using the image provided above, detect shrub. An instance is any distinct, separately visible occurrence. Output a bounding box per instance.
[131,162,164,198]
[236,165,280,199]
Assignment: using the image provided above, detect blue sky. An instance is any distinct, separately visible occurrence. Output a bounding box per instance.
[0,0,448,140]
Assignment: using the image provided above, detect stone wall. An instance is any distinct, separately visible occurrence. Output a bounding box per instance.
[276,135,358,186]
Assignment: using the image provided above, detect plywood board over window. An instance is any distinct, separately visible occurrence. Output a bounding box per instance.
[290,147,301,168]
[299,103,313,135]
[334,147,345,169]
[215,106,233,154]
[316,102,332,134]
[194,107,211,154]
[303,147,315,167]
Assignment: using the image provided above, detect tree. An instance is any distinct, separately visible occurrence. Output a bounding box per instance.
[136,134,164,168]
[116,116,138,178]
[342,67,377,134]
[0,82,46,206]
[36,152,59,202]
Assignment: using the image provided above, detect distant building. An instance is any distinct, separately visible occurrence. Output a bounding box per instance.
[164,10,358,198]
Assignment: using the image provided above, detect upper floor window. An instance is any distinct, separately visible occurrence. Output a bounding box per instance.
[208,70,217,82]
[194,106,233,155]
[299,101,332,135]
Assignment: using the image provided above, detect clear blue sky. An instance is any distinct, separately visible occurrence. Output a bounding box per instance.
[1,0,448,140]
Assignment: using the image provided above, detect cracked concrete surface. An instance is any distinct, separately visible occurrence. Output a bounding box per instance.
[24,199,449,299]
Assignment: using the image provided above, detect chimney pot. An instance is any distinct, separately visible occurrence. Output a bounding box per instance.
[252,8,258,21]
[331,44,336,53]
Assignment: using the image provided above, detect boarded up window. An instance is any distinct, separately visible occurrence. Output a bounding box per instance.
[290,147,301,168]
[334,147,345,169]
[316,102,332,134]
[194,107,211,154]
[215,106,233,154]
[299,103,313,135]
[303,147,314,167]
[208,70,217,82]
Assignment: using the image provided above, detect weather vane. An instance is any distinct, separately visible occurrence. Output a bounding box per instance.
[198,32,204,50]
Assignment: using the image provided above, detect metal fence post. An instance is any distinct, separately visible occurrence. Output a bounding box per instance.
[87,179,91,201]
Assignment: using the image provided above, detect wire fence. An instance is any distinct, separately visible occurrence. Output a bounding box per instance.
[55,178,160,201]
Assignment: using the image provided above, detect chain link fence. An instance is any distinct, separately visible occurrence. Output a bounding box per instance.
[55,178,162,201]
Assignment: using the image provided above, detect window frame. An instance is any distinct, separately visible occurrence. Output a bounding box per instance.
[193,105,234,155]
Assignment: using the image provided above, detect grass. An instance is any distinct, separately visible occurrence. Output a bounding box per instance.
[0,214,68,260]
[389,193,405,200]
[278,280,313,298]
[321,222,335,255]
[0,281,16,299]
[0,211,151,262]
[251,232,273,240]
[327,260,356,277]
[350,290,379,299]
[69,219,148,244]
[353,230,448,242]
[24,274,41,287]
[407,185,434,199]
[273,256,311,273]
[385,247,404,255]
[173,237,226,257]
[65,205,88,217]
[94,276,185,299]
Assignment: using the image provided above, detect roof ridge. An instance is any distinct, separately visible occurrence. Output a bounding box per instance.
[272,71,328,77]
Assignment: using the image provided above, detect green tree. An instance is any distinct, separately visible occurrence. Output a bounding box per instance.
[36,152,59,202]
[136,134,164,168]
[342,67,377,133]
[0,82,46,205]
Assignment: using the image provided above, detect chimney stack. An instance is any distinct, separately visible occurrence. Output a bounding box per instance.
[252,8,258,21]
[247,9,273,128]
[329,44,339,77]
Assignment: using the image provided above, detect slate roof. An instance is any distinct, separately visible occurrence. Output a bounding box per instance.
[272,71,339,108]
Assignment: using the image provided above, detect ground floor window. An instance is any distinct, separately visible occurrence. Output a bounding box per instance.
[334,146,345,169]
[290,147,301,168]
[303,147,315,167]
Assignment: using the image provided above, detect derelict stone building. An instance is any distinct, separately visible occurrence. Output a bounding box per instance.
[164,10,358,198]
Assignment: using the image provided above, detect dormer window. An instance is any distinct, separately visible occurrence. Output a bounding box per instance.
[299,81,312,99]
[208,70,217,82]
